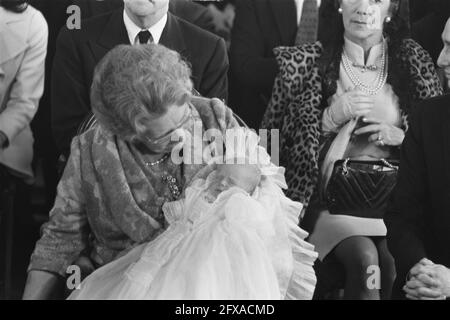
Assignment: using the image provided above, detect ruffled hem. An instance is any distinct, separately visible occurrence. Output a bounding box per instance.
[282,197,318,300]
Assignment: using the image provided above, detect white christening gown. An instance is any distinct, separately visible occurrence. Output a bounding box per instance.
[68,172,318,300]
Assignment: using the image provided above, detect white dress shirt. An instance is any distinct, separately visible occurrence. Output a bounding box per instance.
[123,10,167,45]
[294,0,322,26]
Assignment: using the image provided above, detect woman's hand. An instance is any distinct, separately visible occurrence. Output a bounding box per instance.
[328,88,375,125]
[353,117,405,147]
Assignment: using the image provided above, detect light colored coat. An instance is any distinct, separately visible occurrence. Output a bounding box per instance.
[0,5,48,179]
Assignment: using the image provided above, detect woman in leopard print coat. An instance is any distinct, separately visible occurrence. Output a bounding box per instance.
[262,0,442,299]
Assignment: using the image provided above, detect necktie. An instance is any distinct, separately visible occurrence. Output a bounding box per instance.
[295,0,319,46]
[137,30,153,44]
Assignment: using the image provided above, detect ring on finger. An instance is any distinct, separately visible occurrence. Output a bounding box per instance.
[377,133,383,141]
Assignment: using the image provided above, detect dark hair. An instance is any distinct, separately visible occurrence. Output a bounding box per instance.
[319,0,411,113]
[0,0,28,13]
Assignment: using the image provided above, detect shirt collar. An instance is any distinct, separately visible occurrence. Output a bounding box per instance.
[123,9,167,45]
[343,36,385,67]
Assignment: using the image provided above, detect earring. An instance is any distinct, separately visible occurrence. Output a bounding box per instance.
[338,7,343,14]
[385,16,391,23]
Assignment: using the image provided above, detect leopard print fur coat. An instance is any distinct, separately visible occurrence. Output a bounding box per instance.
[261,39,443,208]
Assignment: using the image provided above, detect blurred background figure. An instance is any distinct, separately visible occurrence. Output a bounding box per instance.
[202,0,236,49]
[0,0,48,299]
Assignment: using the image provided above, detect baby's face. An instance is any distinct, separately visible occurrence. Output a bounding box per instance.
[204,164,261,202]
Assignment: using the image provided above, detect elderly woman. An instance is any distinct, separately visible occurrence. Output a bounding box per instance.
[23,44,238,299]
[262,0,442,299]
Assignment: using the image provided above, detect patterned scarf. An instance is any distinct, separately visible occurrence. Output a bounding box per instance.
[83,97,239,244]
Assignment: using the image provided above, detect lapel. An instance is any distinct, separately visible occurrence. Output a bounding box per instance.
[0,11,27,67]
[268,0,297,45]
[91,9,129,62]
[159,13,188,58]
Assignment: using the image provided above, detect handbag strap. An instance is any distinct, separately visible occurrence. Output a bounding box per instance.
[342,158,399,174]
[380,158,399,170]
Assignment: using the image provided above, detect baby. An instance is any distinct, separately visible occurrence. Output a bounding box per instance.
[202,162,261,203]
[69,156,317,300]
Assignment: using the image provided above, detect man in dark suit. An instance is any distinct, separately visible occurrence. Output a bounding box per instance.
[385,18,450,300]
[52,0,228,157]
[72,0,217,34]
[230,0,331,129]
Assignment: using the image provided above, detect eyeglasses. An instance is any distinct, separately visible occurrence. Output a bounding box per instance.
[146,104,194,146]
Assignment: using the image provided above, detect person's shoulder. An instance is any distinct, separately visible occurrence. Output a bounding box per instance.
[24,5,48,40]
[397,38,431,58]
[75,124,104,149]
[81,9,116,28]
[0,5,48,44]
[170,0,210,20]
[171,14,226,59]
[25,4,47,26]
[1,4,46,27]
[172,13,222,44]
[58,9,117,42]
[274,41,322,58]
[273,41,323,75]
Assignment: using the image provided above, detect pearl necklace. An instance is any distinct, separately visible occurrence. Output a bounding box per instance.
[144,153,181,200]
[144,153,170,167]
[351,63,378,73]
[342,41,388,96]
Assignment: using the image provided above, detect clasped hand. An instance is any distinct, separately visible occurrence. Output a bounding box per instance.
[329,88,374,123]
[329,88,404,146]
[353,117,405,147]
[404,258,450,300]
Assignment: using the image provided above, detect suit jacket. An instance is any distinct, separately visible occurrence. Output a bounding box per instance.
[229,0,332,129]
[0,6,48,179]
[51,9,228,157]
[72,0,216,34]
[385,94,450,299]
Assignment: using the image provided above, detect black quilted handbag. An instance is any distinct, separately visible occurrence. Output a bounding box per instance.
[325,159,399,219]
